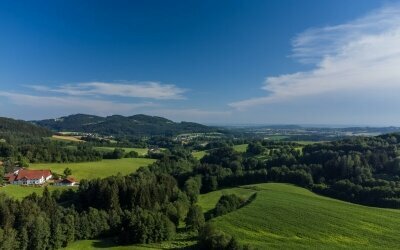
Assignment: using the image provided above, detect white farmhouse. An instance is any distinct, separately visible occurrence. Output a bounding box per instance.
[10,169,52,185]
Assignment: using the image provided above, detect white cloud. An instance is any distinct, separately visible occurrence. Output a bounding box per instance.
[0,92,156,116]
[29,81,186,100]
[230,5,400,110]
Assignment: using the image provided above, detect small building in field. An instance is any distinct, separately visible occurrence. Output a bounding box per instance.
[54,177,77,186]
[10,169,52,185]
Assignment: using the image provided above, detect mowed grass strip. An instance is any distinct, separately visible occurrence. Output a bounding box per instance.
[30,158,155,181]
[205,183,400,249]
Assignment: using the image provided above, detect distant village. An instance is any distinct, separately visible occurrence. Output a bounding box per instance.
[1,161,77,187]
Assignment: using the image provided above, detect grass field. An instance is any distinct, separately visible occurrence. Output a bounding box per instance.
[66,182,400,249]
[192,150,207,160]
[206,183,400,249]
[197,187,255,214]
[0,185,76,200]
[233,144,248,152]
[30,158,155,180]
[94,147,149,156]
[192,144,248,160]
[65,232,197,250]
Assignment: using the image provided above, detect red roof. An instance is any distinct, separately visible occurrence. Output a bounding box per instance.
[58,177,76,183]
[4,173,16,182]
[15,169,52,181]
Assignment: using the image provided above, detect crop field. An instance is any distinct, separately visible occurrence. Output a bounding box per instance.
[51,135,84,142]
[30,158,155,180]
[0,185,76,200]
[207,183,400,249]
[94,147,149,156]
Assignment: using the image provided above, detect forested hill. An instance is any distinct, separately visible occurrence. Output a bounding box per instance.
[34,114,216,136]
[0,117,52,138]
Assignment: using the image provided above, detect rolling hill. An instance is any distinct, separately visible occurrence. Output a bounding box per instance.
[34,114,216,137]
[0,117,52,138]
[63,183,400,249]
[204,183,400,249]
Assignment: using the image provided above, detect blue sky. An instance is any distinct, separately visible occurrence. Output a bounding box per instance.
[1,0,399,125]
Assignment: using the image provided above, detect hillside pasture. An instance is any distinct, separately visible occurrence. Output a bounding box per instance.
[192,143,248,160]
[205,183,400,249]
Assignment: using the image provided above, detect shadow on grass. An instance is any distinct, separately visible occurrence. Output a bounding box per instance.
[90,237,199,250]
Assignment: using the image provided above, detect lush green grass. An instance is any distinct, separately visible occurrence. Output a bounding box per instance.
[192,150,207,160]
[204,183,400,249]
[192,144,248,160]
[65,232,197,250]
[30,158,155,181]
[232,144,248,152]
[197,187,256,214]
[0,185,76,200]
[94,147,149,156]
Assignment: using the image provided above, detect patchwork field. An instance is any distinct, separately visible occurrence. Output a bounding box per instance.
[30,158,155,180]
[207,183,400,249]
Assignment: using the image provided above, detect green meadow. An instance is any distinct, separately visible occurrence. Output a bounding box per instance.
[30,158,155,180]
[192,144,248,160]
[232,144,248,152]
[0,185,76,200]
[206,183,400,249]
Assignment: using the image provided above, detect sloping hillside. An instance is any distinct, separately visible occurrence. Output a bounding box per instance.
[204,183,400,249]
[0,117,52,138]
[34,114,215,137]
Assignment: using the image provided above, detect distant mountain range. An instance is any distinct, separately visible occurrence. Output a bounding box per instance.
[33,114,217,137]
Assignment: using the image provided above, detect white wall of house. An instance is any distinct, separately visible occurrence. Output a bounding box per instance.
[12,176,50,185]
[54,181,75,186]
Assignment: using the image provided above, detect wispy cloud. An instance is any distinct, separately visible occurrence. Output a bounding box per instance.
[0,91,156,115]
[230,5,400,110]
[29,81,186,100]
